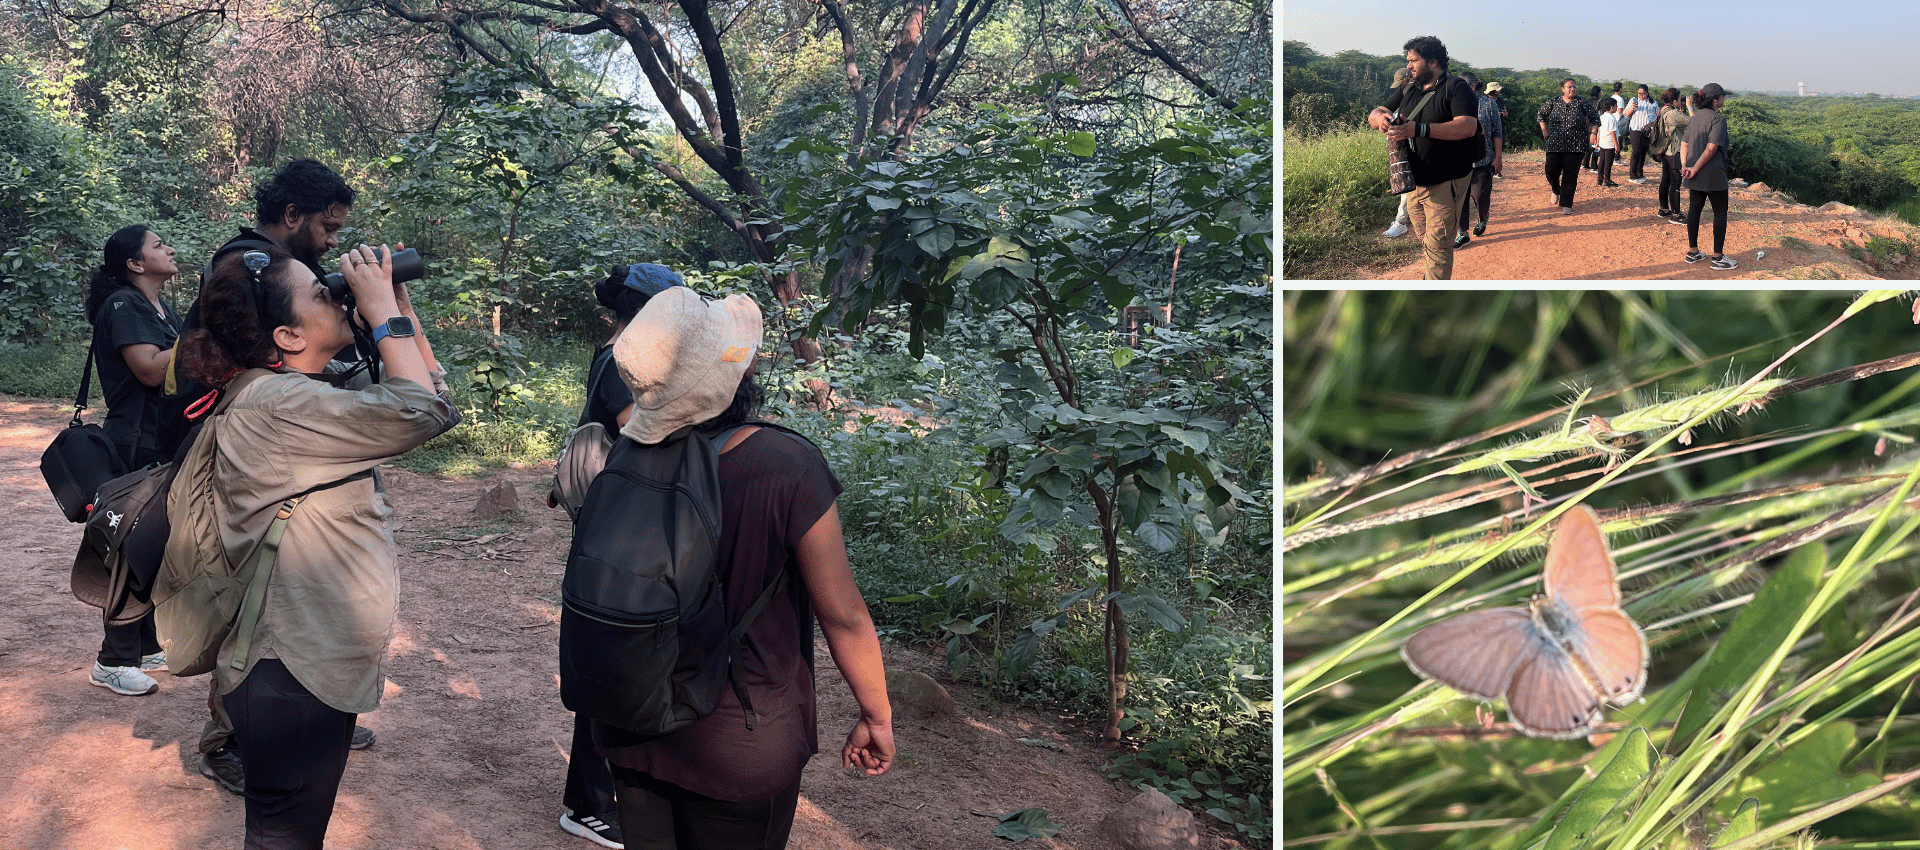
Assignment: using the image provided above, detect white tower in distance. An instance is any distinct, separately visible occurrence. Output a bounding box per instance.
[1799,81,1806,97]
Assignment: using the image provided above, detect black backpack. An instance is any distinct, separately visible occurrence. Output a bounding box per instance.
[558,422,792,735]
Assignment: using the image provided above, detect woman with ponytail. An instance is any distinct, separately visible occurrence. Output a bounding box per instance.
[82,224,182,697]
[177,243,458,848]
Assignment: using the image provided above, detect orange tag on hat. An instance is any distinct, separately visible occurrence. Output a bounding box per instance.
[722,346,751,363]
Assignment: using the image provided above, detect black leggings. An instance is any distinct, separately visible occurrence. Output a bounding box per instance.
[1660,152,1684,212]
[1687,189,1730,255]
[223,659,356,850]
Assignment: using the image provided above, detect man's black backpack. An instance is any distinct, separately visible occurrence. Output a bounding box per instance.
[558,421,792,735]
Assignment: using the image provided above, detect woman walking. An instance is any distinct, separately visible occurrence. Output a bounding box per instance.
[177,243,458,848]
[1655,87,1691,222]
[82,224,183,696]
[1680,83,1736,270]
[1537,78,1602,216]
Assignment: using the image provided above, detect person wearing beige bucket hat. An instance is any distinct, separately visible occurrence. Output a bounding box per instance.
[613,286,764,443]
[594,286,895,848]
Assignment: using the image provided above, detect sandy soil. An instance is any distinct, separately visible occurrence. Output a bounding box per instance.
[1369,148,1920,280]
[0,396,1242,850]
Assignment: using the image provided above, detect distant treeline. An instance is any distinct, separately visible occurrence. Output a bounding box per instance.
[1283,41,1920,213]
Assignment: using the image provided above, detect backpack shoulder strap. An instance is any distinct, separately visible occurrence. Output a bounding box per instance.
[229,495,300,668]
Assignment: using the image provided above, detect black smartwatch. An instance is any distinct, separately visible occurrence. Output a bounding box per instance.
[370,315,416,345]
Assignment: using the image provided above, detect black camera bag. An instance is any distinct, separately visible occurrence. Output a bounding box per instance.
[41,333,128,522]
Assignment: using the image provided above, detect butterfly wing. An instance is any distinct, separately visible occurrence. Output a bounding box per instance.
[1542,506,1650,706]
[1564,606,1648,704]
[1505,642,1607,738]
[1401,607,1537,700]
[1542,505,1622,609]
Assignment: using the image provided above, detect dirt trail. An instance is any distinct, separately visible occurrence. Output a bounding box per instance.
[0,397,1240,850]
[1372,148,1920,280]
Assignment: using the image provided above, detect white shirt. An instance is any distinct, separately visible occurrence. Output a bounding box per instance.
[1599,113,1621,149]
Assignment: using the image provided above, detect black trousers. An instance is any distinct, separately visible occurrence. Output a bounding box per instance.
[612,766,802,850]
[1597,148,1617,185]
[1457,165,1494,228]
[1544,152,1582,208]
[1660,152,1684,212]
[1687,189,1731,255]
[564,713,619,818]
[98,609,160,667]
[223,659,355,850]
[1629,127,1652,178]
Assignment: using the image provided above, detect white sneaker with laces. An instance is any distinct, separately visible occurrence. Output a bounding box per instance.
[139,651,168,672]
[1381,221,1410,238]
[91,662,158,696]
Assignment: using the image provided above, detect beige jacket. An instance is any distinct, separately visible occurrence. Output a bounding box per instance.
[210,366,457,713]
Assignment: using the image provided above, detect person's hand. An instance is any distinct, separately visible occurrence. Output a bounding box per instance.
[1682,166,1696,179]
[1385,121,1414,142]
[842,717,894,776]
[341,244,400,320]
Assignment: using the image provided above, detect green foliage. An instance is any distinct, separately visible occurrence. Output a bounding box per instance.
[993,807,1061,842]
[783,90,1272,840]
[0,60,135,340]
[1279,126,1404,277]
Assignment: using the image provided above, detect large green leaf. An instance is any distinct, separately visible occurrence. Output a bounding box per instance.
[1672,542,1824,749]
[1545,728,1654,850]
[994,808,1061,842]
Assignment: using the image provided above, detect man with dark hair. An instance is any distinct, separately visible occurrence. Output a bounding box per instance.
[1367,36,1481,279]
[244,158,358,276]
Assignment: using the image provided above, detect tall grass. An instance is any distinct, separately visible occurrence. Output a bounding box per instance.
[1283,291,1920,849]
[1282,127,1418,279]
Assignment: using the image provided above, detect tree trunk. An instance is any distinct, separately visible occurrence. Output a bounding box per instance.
[1089,471,1128,740]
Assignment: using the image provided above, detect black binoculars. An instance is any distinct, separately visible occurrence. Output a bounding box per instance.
[322,247,425,303]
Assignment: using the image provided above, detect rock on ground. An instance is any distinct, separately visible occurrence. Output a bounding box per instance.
[1099,787,1202,850]
[474,477,519,518]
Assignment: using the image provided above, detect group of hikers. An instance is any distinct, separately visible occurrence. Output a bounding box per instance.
[1369,35,1738,278]
[70,158,893,849]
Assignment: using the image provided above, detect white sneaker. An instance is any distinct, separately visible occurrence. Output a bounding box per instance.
[139,651,168,672]
[91,663,158,696]
[1381,221,1410,238]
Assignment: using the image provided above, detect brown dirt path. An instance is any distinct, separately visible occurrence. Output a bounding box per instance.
[0,397,1241,850]
[1371,148,1920,280]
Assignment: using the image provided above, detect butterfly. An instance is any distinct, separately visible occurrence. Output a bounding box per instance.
[1401,505,1648,739]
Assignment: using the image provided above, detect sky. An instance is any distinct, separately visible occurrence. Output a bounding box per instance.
[1281,0,1919,98]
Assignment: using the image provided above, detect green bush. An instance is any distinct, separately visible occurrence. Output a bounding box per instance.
[1281,127,1408,277]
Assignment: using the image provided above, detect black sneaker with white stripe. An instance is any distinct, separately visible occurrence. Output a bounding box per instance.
[562,810,624,849]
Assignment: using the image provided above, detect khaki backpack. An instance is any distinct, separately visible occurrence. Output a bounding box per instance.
[151,368,303,677]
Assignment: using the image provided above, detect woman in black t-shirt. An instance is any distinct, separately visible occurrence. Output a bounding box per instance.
[81,224,183,697]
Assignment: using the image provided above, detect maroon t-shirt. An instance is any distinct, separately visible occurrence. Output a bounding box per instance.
[596,425,844,801]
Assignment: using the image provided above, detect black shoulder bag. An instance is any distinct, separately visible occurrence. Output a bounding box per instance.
[41,326,128,522]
